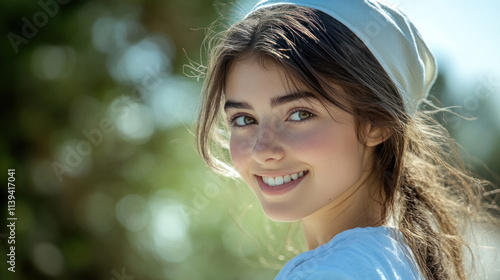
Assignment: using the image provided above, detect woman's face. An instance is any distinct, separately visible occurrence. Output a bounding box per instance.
[224,57,376,222]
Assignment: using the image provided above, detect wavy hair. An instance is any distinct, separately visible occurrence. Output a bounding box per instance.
[195,5,492,279]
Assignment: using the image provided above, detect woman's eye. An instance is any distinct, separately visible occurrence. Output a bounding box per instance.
[232,115,256,126]
[289,110,314,121]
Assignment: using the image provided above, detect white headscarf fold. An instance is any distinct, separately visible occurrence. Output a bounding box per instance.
[249,0,437,113]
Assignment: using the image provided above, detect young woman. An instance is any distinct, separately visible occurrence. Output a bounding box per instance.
[196,0,493,279]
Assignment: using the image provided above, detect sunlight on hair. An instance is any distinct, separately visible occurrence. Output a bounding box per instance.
[465,223,500,279]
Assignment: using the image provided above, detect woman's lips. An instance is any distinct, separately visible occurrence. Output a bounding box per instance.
[256,171,308,196]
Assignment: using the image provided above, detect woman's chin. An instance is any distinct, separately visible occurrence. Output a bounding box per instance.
[262,206,302,223]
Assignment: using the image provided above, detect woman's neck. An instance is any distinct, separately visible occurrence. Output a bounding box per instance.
[301,180,383,250]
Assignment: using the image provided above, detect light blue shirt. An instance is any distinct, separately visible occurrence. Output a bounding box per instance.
[275,227,422,280]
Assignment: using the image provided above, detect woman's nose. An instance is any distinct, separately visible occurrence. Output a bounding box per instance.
[251,124,285,164]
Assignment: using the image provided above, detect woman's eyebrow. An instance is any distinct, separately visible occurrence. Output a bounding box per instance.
[224,91,315,111]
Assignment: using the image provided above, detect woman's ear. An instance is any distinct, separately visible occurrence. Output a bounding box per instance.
[364,124,390,147]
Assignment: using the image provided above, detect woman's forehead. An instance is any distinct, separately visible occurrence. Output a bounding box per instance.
[225,56,308,95]
[223,54,352,113]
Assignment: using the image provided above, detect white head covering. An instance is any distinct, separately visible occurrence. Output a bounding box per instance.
[249,0,437,113]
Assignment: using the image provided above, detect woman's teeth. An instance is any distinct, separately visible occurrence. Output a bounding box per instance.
[262,171,306,186]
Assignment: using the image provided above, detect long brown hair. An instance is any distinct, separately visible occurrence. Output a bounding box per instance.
[195,5,491,279]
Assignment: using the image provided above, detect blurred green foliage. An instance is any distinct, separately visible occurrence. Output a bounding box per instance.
[0,0,499,279]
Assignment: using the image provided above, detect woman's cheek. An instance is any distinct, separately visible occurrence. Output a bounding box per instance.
[229,134,253,172]
[285,125,337,155]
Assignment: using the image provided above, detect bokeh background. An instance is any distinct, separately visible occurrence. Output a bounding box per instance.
[1,0,499,279]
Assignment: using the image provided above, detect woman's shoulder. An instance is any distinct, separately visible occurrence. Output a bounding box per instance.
[275,227,422,280]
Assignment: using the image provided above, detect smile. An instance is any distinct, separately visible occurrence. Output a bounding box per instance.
[262,171,309,187]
